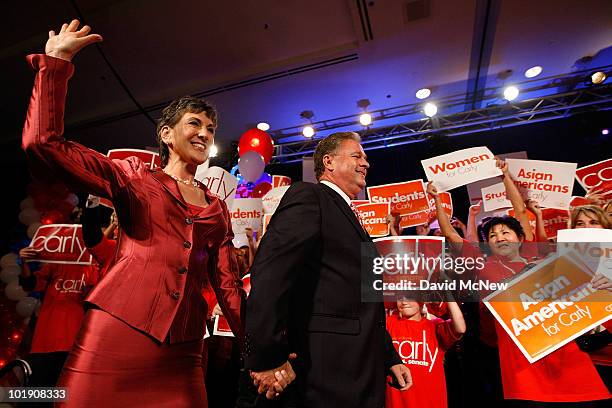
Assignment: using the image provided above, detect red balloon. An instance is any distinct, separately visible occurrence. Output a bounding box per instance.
[238,129,274,164]
[251,182,272,198]
[41,210,65,225]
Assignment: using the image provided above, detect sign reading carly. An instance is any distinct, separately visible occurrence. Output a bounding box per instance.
[575,158,612,198]
[506,159,576,209]
[483,254,612,363]
[421,147,501,191]
[197,166,238,209]
[355,202,391,238]
[29,224,93,265]
[367,180,430,217]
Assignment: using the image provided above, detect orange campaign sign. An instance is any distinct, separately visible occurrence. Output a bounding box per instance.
[575,158,612,197]
[483,253,612,363]
[367,180,430,217]
[351,200,370,206]
[398,192,453,229]
[272,175,292,188]
[29,224,93,265]
[355,202,391,238]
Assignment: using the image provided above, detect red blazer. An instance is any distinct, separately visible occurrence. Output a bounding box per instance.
[22,54,243,343]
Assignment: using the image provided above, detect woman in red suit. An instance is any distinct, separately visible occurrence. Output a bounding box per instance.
[22,20,243,407]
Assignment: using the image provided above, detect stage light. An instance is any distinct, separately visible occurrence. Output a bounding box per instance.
[257,122,270,131]
[209,144,218,157]
[503,86,519,101]
[423,102,438,117]
[416,88,431,99]
[359,113,373,126]
[591,71,607,85]
[524,66,542,78]
[302,125,315,138]
[602,129,610,135]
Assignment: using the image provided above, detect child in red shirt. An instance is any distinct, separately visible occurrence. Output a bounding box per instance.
[386,299,465,408]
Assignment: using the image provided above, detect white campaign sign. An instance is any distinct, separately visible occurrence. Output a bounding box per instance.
[196,166,238,209]
[506,159,576,209]
[557,228,612,280]
[421,147,501,191]
[230,198,263,233]
[262,186,290,214]
[481,182,512,212]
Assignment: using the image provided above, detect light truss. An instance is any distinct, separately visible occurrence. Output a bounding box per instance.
[273,84,612,163]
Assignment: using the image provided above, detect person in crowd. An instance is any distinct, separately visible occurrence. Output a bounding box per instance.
[429,161,611,406]
[245,131,411,405]
[570,204,612,230]
[22,20,243,407]
[81,195,117,277]
[386,298,465,408]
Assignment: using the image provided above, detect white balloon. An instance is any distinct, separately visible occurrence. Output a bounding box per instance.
[0,265,21,284]
[5,281,27,301]
[19,196,35,210]
[65,193,79,207]
[16,297,39,318]
[18,208,40,225]
[238,151,265,183]
[27,222,42,239]
[0,252,18,268]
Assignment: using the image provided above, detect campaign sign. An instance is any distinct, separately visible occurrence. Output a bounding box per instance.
[262,186,290,214]
[367,180,430,217]
[197,166,238,209]
[351,200,370,206]
[421,147,501,191]
[569,196,592,209]
[30,224,93,265]
[481,183,512,212]
[355,202,391,238]
[213,274,251,337]
[272,175,292,188]
[262,214,273,236]
[467,151,528,205]
[399,211,430,229]
[484,254,612,363]
[575,158,612,197]
[557,228,612,280]
[230,198,263,233]
[506,159,576,209]
[541,208,570,239]
[399,192,453,229]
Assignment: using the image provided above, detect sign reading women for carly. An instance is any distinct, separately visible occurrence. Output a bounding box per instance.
[367,180,430,216]
[421,147,501,191]
[230,198,263,233]
[355,202,391,237]
[262,186,290,214]
[483,254,612,363]
[506,159,576,209]
[29,224,93,265]
[481,182,512,212]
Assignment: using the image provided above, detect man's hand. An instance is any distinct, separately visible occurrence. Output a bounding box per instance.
[251,354,297,399]
[46,19,103,62]
[389,363,412,391]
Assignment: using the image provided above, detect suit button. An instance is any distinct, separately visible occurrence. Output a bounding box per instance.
[183,241,191,249]
[178,266,187,274]
[171,290,180,300]
[185,217,193,225]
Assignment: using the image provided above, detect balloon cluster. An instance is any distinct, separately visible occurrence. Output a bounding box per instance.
[236,129,274,198]
[20,182,79,234]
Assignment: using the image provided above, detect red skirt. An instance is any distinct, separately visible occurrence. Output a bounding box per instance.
[56,309,207,407]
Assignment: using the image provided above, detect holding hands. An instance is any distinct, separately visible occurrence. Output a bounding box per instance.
[250,353,297,399]
[46,19,102,61]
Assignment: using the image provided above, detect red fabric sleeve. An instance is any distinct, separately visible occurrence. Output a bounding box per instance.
[33,264,55,292]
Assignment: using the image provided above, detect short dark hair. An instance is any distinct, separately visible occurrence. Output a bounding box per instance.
[481,216,525,241]
[313,132,361,180]
[156,96,218,167]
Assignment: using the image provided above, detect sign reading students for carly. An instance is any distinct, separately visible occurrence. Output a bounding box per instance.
[483,253,612,363]
[481,182,512,212]
[575,158,612,198]
[506,159,576,209]
[367,180,430,217]
[29,224,93,265]
[230,198,263,233]
[355,202,391,238]
[421,147,501,191]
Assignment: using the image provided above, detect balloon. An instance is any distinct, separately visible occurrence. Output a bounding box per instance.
[0,265,21,284]
[18,208,40,225]
[27,222,42,239]
[0,253,18,268]
[238,151,265,183]
[64,193,79,207]
[251,182,272,198]
[19,197,35,210]
[16,297,39,318]
[238,129,274,164]
[5,282,27,301]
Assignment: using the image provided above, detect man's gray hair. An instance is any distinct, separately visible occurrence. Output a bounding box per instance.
[313,132,361,180]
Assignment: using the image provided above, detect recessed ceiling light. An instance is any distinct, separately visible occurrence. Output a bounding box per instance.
[524,66,543,78]
[416,88,431,99]
[256,122,270,131]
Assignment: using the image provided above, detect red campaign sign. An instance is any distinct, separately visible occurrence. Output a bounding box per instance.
[398,192,453,229]
[367,180,431,217]
[575,158,612,196]
[541,208,570,239]
[272,175,292,188]
[212,274,251,337]
[351,200,370,206]
[569,196,591,209]
[30,224,93,265]
[355,202,391,238]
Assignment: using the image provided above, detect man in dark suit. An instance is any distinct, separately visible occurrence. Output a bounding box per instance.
[244,132,411,407]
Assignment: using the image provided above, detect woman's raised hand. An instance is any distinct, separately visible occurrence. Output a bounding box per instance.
[46,19,102,62]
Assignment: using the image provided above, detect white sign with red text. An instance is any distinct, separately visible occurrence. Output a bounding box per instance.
[467,151,528,205]
[262,186,290,214]
[575,159,612,198]
[272,175,292,188]
[481,182,512,212]
[506,159,576,209]
[29,224,93,265]
[197,166,238,209]
[230,198,263,233]
[421,147,501,191]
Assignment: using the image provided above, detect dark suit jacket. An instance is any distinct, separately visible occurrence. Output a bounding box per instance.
[245,182,401,407]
